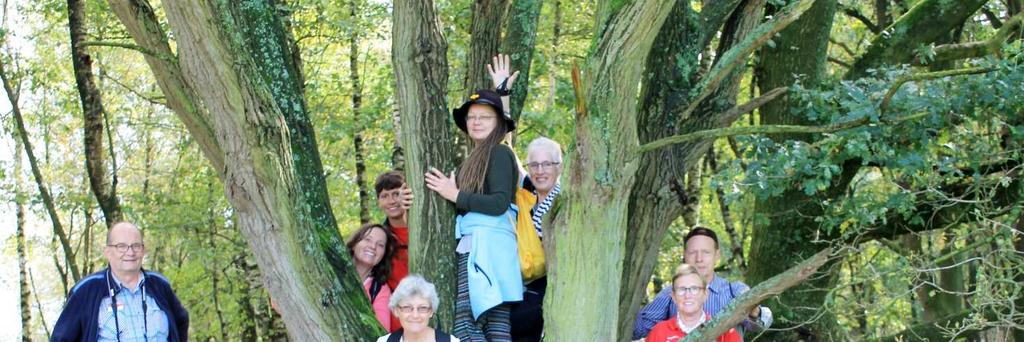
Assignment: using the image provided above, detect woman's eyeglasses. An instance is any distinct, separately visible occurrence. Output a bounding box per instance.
[397,305,433,314]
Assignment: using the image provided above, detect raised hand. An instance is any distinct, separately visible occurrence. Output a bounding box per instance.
[487,53,520,91]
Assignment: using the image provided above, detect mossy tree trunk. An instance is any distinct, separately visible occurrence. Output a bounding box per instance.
[109,0,384,339]
[392,0,460,330]
[543,0,677,340]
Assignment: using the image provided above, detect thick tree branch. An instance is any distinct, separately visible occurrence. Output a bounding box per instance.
[685,247,848,341]
[677,0,817,120]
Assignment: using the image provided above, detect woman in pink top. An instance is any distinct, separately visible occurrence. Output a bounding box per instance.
[347,223,399,332]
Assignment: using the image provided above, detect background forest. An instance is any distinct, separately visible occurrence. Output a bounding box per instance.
[0,0,1022,341]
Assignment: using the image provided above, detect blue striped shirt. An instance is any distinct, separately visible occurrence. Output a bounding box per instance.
[632,275,773,340]
[98,275,169,341]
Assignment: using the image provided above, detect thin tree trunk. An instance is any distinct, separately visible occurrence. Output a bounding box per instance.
[500,0,542,122]
[392,0,458,328]
[1,56,81,283]
[29,269,51,339]
[463,0,510,94]
[209,219,228,342]
[68,0,123,227]
[14,136,32,342]
[1013,213,1024,341]
[545,0,560,112]
[350,0,371,224]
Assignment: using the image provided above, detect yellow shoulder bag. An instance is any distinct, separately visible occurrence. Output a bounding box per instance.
[514,188,546,281]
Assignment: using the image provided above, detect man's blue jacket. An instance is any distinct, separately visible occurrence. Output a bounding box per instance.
[51,268,189,342]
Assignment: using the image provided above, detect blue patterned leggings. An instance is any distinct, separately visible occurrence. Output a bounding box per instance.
[453,252,512,342]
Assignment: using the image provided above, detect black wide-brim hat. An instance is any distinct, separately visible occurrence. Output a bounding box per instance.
[453,89,516,133]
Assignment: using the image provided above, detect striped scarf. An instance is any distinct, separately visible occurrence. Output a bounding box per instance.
[531,183,560,238]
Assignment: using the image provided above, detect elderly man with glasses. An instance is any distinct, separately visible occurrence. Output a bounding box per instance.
[52,221,189,342]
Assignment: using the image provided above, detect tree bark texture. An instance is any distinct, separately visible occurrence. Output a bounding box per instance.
[392,0,459,329]
[500,0,542,121]
[847,0,988,79]
[68,0,124,228]
[351,0,372,225]
[154,0,382,339]
[464,0,509,95]
[543,0,676,340]
[1,58,82,283]
[748,0,845,339]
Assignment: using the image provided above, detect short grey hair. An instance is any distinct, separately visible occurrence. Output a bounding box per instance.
[389,274,439,311]
[527,137,562,163]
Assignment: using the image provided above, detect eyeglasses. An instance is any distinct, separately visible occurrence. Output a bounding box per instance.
[527,161,561,171]
[107,243,145,253]
[397,305,433,314]
[673,286,704,296]
[466,114,496,122]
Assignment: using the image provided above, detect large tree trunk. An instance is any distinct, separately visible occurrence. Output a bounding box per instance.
[543,0,677,340]
[143,0,380,339]
[392,0,459,329]
[68,0,123,228]
[747,0,845,339]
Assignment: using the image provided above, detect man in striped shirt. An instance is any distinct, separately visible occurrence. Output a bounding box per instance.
[632,227,772,340]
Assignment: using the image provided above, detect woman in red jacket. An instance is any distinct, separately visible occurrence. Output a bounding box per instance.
[646,264,742,342]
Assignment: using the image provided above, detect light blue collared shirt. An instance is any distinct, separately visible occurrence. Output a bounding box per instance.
[97,274,169,342]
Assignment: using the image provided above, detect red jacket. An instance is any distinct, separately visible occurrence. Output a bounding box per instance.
[646,313,741,342]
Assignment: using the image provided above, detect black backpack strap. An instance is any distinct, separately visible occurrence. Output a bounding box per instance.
[387,329,404,342]
[369,278,384,302]
[435,329,451,342]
